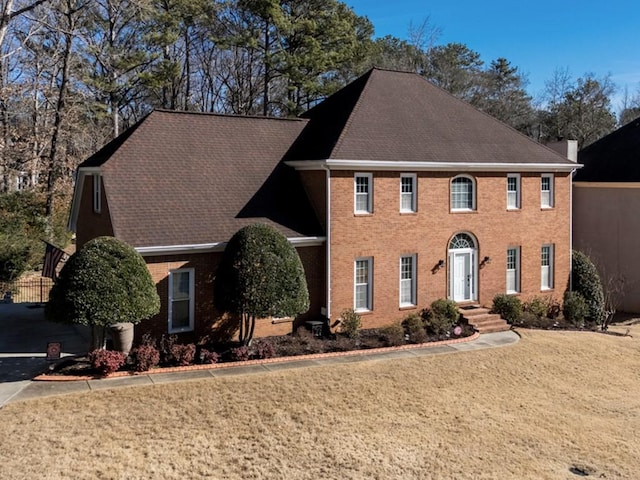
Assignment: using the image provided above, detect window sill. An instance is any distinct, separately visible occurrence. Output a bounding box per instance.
[354,212,373,216]
[400,211,417,215]
[506,207,520,212]
[450,209,477,214]
[540,206,554,210]
[168,327,194,334]
[540,287,554,292]
[354,309,373,315]
[399,305,417,311]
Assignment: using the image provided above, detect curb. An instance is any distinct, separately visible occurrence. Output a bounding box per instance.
[33,331,481,382]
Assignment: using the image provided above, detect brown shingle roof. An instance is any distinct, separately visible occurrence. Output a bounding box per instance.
[81,110,321,248]
[575,117,640,182]
[287,68,574,165]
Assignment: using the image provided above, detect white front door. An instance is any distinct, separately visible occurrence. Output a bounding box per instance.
[451,251,474,302]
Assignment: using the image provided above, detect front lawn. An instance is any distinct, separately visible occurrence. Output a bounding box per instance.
[1,326,639,479]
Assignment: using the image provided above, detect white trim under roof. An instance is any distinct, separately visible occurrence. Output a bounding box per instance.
[286,159,581,173]
[136,236,326,256]
[574,182,640,189]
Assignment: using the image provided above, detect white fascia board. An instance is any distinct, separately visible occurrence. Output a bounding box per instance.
[286,159,582,173]
[574,182,640,189]
[137,236,326,256]
[68,167,102,232]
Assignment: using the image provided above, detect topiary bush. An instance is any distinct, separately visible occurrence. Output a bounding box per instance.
[570,250,605,325]
[130,344,160,372]
[563,291,589,327]
[46,236,160,350]
[429,299,460,323]
[215,223,310,345]
[88,349,127,375]
[491,294,523,324]
[339,308,362,339]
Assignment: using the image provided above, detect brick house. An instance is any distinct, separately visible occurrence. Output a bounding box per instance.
[68,68,579,340]
[573,118,640,312]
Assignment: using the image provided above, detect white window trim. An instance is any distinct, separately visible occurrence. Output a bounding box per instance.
[93,173,101,214]
[400,173,417,213]
[399,254,417,307]
[168,268,195,333]
[354,173,373,214]
[506,247,520,294]
[541,174,554,208]
[450,174,476,212]
[541,244,554,290]
[506,173,521,210]
[354,257,373,312]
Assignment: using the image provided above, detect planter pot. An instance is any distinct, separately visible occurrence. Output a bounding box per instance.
[109,322,134,355]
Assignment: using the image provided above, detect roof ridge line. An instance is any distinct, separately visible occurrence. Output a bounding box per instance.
[153,108,307,123]
[330,69,375,157]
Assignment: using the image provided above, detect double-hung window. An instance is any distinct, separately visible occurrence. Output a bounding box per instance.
[506,247,520,293]
[354,257,373,312]
[399,255,417,307]
[354,173,373,214]
[507,174,520,210]
[541,174,554,208]
[451,175,476,211]
[169,268,194,333]
[93,173,101,213]
[400,174,417,213]
[541,244,554,290]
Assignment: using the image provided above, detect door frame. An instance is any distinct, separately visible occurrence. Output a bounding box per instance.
[448,233,478,303]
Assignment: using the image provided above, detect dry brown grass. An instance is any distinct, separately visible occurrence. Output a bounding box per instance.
[1,327,640,479]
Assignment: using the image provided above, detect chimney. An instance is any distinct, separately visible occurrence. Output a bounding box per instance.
[547,139,578,162]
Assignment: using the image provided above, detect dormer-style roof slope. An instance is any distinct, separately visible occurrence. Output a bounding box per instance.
[71,110,322,249]
[287,68,576,169]
[575,117,640,182]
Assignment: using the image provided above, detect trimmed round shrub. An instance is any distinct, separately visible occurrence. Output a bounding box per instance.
[491,294,523,324]
[215,223,310,345]
[253,339,276,359]
[570,250,605,324]
[170,343,196,366]
[200,348,219,365]
[231,346,250,362]
[429,299,460,323]
[563,291,588,327]
[422,298,459,335]
[46,236,160,327]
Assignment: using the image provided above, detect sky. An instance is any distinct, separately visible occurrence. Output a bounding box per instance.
[343,0,640,110]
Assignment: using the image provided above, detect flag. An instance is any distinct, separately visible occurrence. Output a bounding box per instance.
[42,241,67,279]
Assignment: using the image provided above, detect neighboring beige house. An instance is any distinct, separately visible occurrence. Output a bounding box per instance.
[573,118,640,312]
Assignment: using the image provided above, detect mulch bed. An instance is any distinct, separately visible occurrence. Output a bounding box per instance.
[38,326,478,380]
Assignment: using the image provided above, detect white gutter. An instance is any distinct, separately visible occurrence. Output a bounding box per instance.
[136,236,327,256]
[286,159,582,173]
[322,164,331,319]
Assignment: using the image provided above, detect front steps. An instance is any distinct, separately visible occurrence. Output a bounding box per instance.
[458,304,510,334]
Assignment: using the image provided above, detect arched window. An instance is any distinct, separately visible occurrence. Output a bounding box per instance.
[450,175,476,211]
[449,233,476,250]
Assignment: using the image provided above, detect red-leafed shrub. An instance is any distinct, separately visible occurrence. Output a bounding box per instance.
[88,349,126,375]
[130,344,160,372]
[170,343,196,366]
[253,340,275,359]
[231,346,250,362]
[200,348,219,365]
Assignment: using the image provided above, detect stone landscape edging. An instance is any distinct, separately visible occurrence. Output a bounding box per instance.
[33,330,481,382]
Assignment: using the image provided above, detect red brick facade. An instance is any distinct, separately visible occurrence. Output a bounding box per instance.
[326,170,571,329]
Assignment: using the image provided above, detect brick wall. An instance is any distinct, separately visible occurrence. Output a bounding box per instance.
[328,170,571,329]
[138,245,325,342]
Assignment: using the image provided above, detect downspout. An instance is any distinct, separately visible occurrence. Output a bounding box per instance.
[569,169,575,290]
[323,163,331,319]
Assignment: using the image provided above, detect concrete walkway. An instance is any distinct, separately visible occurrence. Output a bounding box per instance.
[0,303,90,407]
[0,303,519,406]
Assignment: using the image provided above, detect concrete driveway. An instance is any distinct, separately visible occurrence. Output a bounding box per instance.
[0,303,89,406]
